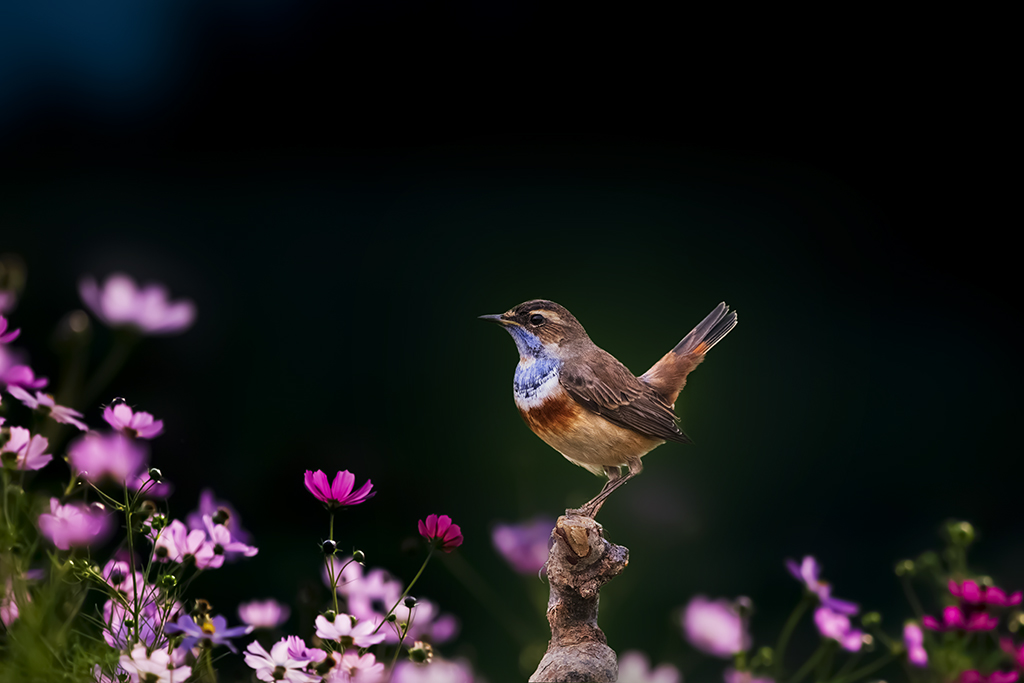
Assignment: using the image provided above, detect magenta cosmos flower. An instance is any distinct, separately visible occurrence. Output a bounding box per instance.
[961,672,1020,683]
[786,556,859,614]
[419,514,463,553]
[923,605,998,631]
[682,596,750,658]
[80,273,196,335]
[304,470,376,509]
[1,426,52,471]
[950,579,1022,607]
[38,498,114,550]
[0,315,19,344]
[814,606,863,652]
[103,402,164,439]
[68,432,148,483]
[492,516,553,575]
[7,387,88,431]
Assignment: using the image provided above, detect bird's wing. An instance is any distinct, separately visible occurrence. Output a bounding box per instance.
[559,351,692,444]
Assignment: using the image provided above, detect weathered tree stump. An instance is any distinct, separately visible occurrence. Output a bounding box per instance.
[529,514,629,683]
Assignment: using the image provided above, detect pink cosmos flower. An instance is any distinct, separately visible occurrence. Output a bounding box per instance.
[391,658,476,683]
[960,671,1020,683]
[323,650,385,683]
[1001,638,1024,671]
[119,643,193,683]
[492,516,553,575]
[614,651,681,683]
[904,622,928,667]
[814,606,863,652]
[152,519,216,567]
[304,470,376,508]
[724,670,775,683]
[1,426,52,470]
[244,639,321,683]
[315,613,387,648]
[0,315,19,344]
[950,580,1023,607]
[239,599,291,628]
[202,514,258,567]
[418,514,463,553]
[923,605,998,631]
[103,402,164,439]
[7,387,88,431]
[68,432,148,483]
[323,556,367,595]
[786,556,859,615]
[104,598,177,649]
[283,635,328,663]
[0,364,47,390]
[101,559,148,604]
[682,596,751,658]
[38,498,114,550]
[186,489,253,559]
[80,273,196,335]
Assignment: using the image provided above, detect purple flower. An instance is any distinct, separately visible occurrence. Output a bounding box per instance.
[337,565,402,622]
[786,556,859,615]
[103,598,177,649]
[418,514,463,553]
[0,364,48,390]
[923,605,998,631]
[1,578,26,627]
[682,596,750,658]
[961,672,1020,683]
[282,635,327,663]
[152,519,216,568]
[164,613,252,653]
[68,432,148,483]
[119,643,193,683]
[38,498,113,550]
[904,622,928,667]
[814,606,864,652]
[950,580,1023,607]
[239,599,291,628]
[103,402,164,439]
[244,639,321,683]
[186,489,253,557]
[315,613,387,648]
[304,470,376,509]
[128,470,174,498]
[0,315,19,344]
[323,651,385,682]
[1,426,52,470]
[101,559,148,603]
[615,651,682,683]
[201,514,258,567]
[7,387,88,431]
[492,516,553,575]
[80,273,196,336]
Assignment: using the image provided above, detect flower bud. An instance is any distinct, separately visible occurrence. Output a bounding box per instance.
[861,612,882,627]
[404,596,418,609]
[352,550,366,564]
[150,514,167,532]
[386,613,397,623]
[160,575,178,589]
[322,540,337,555]
[314,657,336,675]
[408,640,433,664]
[192,599,212,617]
[734,596,754,618]
[212,507,231,526]
[860,633,875,652]
[947,521,975,546]
[322,610,337,623]
[148,468,163,483]
[1008,611,1024,633]
[752,646,773,668]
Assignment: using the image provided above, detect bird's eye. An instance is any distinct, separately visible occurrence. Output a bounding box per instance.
[529,313,545,325]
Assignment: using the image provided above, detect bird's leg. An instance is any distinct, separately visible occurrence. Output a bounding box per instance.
[575,459,643,518]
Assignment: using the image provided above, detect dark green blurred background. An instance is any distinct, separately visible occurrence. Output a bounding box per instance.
[0,4,1016,682]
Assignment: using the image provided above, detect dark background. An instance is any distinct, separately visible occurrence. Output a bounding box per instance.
[0,3,1017,682]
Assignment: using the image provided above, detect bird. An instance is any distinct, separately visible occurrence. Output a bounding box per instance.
[481,300,737,517]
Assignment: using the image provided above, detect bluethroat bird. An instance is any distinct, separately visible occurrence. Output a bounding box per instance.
[481,300,737,517]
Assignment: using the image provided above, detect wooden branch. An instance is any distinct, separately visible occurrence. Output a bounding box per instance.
[529,514,629,683]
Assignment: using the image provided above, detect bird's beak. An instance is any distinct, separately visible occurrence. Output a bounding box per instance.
[475,313,516,327]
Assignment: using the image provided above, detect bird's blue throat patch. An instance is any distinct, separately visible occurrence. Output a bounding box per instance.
[514,356,560,399]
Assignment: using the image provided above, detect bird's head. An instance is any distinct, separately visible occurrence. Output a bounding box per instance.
[480,300,589,360]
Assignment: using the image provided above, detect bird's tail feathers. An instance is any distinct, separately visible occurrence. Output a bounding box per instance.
[672,302,737,356]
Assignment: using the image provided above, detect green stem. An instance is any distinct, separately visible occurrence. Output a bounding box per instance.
[124,484,140,644]
[788,641,829,683]
[2,469,13,536]
[774,593,815,680]
[371,547,434,635]
[827,651,898,683]
[328,511,338,614]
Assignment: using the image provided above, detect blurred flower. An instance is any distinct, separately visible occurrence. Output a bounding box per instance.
[239,599,291,628]
[786,556,859,614]
[101,558,147,604]
[1,426,52,470]
[391,657,476,683]
[103,598,177,649]
[164,613,252,653]
[7,387,88,430]
[324,556,366,595]
[724,669,774,683]
[814,606,863,651]
[153,519,216,567]
[904,622,928,667]
[418,514,463,553]
[186,489,253,558]
[68,432,148,482]
[38,498,113,550]
[304,470,376,509]
[0,347,47,389]
[0,292,14,315]
[682,596,750,658]
[616,650,681,683]
[244,639,321,683]
[923,605,998,631]
[119,643,192,683]
[1,578,25,626]
[103,402,164,439]
[202,514,258,567]
[341,566,403,623]
[315,613,387,648]
[950,580,1023,607]
[390,597,459,645]
[80,273,196,335]
[324,651,385,683]
[128,469,173,498]
[960,671,1020,683]
[0,315,19,344]
[492,516,552,575]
